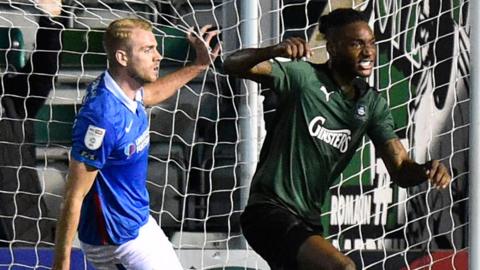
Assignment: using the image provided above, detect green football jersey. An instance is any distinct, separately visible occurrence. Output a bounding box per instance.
[248,60,398,225]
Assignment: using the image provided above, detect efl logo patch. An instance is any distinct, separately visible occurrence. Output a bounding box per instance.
[84,125,106,150]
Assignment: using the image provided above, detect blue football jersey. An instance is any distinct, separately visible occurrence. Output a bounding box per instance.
[71,71,150,245]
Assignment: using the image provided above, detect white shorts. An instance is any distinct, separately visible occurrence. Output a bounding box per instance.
[80,215,183,270]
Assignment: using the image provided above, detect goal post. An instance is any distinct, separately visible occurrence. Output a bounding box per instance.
[0,0,471,269]
[238,0,260,212]
[468,0,479,269]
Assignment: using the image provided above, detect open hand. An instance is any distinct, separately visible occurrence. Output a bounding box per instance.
[187,25,221,68]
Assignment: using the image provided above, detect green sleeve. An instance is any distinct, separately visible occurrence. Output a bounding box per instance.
[367,94,398,145]
[270,60,306,99]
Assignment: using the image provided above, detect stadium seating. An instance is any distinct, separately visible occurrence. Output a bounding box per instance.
[0,27,25,71]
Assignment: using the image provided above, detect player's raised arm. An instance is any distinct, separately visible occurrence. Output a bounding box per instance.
[223,37,312,85]
[377,138,451,189]
[143,25,221,106]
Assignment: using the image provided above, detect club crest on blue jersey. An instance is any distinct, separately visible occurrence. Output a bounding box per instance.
[124,143,136,158]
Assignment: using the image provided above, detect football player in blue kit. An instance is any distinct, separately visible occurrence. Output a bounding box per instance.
[52,18,220,270]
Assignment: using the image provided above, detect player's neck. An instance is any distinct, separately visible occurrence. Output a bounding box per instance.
[329,65,356,100]
[108,69,142,100]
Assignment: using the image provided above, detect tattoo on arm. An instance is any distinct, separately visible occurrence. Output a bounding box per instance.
[381,139,406,170]
[379,139,427,188]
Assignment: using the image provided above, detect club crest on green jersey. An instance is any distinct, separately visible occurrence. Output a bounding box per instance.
[355,104,368,121]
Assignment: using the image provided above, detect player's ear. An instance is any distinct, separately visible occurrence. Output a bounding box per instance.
[326,41,336,57]
[115,49,128,67]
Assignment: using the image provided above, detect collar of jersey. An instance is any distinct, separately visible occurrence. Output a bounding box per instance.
[104,71,143,113]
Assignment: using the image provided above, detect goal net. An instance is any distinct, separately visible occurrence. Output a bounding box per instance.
[0,0,470,269]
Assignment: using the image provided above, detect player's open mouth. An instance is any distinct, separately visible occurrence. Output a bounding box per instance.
[359,59,373,69]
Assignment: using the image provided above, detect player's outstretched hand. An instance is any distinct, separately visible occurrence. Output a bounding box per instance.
[425,160,451,189]
[33,0,62,17]
[273,37,312,60]
[187,25,221,68]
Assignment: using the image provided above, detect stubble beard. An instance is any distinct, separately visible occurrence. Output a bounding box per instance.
[127,66,152,86]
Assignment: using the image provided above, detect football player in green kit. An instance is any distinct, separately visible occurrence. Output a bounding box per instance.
[223,8,451,270]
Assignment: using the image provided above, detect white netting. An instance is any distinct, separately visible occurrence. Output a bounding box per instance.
[0,0,470,269]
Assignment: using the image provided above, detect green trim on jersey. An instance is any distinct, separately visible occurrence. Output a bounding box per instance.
[248,60,398,225]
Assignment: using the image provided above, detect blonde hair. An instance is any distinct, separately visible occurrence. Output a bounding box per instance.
[103,18,153,65]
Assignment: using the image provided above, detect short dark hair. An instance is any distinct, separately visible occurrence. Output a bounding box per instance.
[318,8,368,40]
